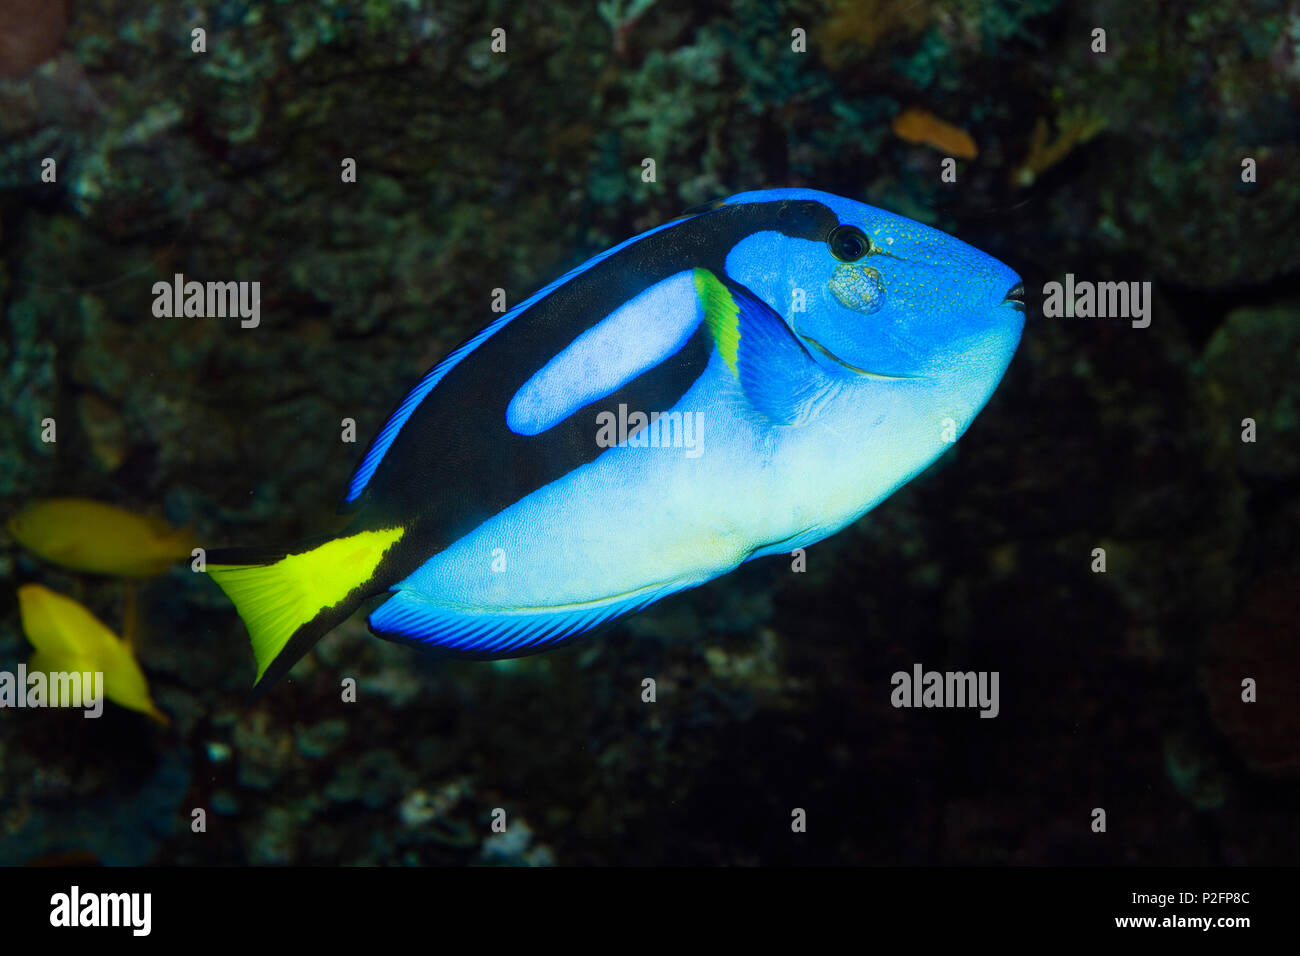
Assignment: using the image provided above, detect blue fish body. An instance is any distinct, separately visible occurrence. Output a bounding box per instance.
[208,188,1024,690]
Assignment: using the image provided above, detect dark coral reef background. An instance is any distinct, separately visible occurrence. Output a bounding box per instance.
[1,0,1297,865]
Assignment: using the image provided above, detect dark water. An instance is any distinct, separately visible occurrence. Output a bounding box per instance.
[0,0,1297,866]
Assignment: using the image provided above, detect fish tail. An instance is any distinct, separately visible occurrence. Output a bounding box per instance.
[206,526,404,695]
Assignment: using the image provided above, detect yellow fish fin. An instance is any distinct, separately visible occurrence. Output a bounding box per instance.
[206,526,404,692]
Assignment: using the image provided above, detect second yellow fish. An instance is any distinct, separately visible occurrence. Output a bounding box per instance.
[8,498,197,577]
[17,583,169,724]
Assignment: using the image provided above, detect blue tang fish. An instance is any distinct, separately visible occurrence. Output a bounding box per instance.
[207,188,1025,692]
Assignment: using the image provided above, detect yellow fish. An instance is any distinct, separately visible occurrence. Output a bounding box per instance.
[891,108,979,160]
[17,584,169,725]
[8,498,197,577]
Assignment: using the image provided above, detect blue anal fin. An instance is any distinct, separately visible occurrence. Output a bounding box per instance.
[367,587,675,659]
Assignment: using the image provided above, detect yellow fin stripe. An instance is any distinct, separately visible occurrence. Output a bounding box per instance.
[207,527,403,682]
[693,267,740,377]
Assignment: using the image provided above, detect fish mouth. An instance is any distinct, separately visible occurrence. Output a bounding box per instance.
[800,332,917,381]
[1002,281,1025,312]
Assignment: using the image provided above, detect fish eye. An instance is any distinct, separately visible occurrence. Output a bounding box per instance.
[828,225,871,262]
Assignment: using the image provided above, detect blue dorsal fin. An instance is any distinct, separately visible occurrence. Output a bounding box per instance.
[695,268,835,425]
[367,585,682,657]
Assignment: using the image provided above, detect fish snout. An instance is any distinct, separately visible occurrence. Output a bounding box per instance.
[1002,281,1025,313]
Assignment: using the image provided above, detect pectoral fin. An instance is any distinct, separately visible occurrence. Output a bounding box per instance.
[693,268,835,425]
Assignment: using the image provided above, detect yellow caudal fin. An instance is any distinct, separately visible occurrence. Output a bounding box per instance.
[206,527,404,691]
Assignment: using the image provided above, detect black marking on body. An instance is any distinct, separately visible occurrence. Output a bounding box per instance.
[350,198,840,592]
